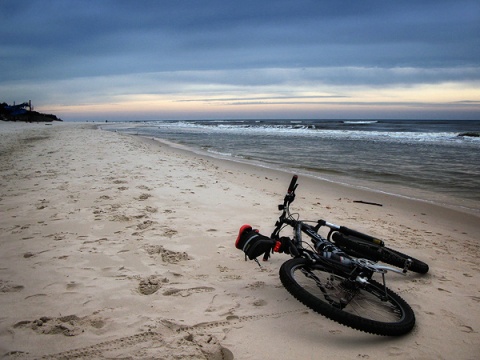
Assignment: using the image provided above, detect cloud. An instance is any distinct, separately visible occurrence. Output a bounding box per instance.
[1,0,479,119]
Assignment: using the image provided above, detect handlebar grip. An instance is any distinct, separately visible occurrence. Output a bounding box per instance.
[287,175,298,193]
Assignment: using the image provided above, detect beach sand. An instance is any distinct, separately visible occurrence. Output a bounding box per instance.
[0,122,478,359]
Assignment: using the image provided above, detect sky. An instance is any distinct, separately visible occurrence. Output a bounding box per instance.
[1,0,479,121]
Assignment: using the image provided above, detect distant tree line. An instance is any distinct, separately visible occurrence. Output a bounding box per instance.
[0,101,62,122]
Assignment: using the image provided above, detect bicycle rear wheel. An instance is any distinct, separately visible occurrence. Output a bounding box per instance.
[332,233,429,274]
[279,258,415,336]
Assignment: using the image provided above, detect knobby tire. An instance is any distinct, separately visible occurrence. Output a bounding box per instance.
[380,247,429,274]
[279,258,415,336]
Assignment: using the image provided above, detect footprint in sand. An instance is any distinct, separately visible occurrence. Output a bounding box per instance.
[138,275,169,295]
[110,214,131,222]
[136,193,152,201]
[387,346,406,357]
[136,220,156,230]
[46,232,68,241]
[144,245,189,263]
[252,299,267,307]
[246,281,266,290]
[66,282,80,290]
[437,287,452,293]
[161,227,178,237]
[217,265,229,273]
[460,325,476,333]
[0,280,24,293]
[13,314,105,337]
[36,199,49,210]
[440,309,476,334]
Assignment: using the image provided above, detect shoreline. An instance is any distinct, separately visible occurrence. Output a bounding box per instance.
[102,123,480,216]
[138,132,480,221]
[1,122,479,359]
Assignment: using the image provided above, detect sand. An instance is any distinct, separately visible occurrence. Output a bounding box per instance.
[0,121,478,359]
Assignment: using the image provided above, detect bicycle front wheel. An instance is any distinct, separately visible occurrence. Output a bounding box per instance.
[279,258,415,336]
[380,247,429,274]
[332,233,429,274]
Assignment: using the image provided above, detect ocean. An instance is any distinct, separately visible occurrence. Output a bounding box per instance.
[104,119,480,213]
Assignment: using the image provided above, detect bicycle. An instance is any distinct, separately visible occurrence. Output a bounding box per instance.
[235,175,429,336]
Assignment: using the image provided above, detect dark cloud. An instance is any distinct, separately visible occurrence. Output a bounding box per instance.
[2,0,479,80]
[1,0,479,119]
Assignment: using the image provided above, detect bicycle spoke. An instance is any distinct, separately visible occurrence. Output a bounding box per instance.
[293,265,404,323]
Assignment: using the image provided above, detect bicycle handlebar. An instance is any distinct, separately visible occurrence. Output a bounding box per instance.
[281,175,385,247]
[287,175,298,194]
